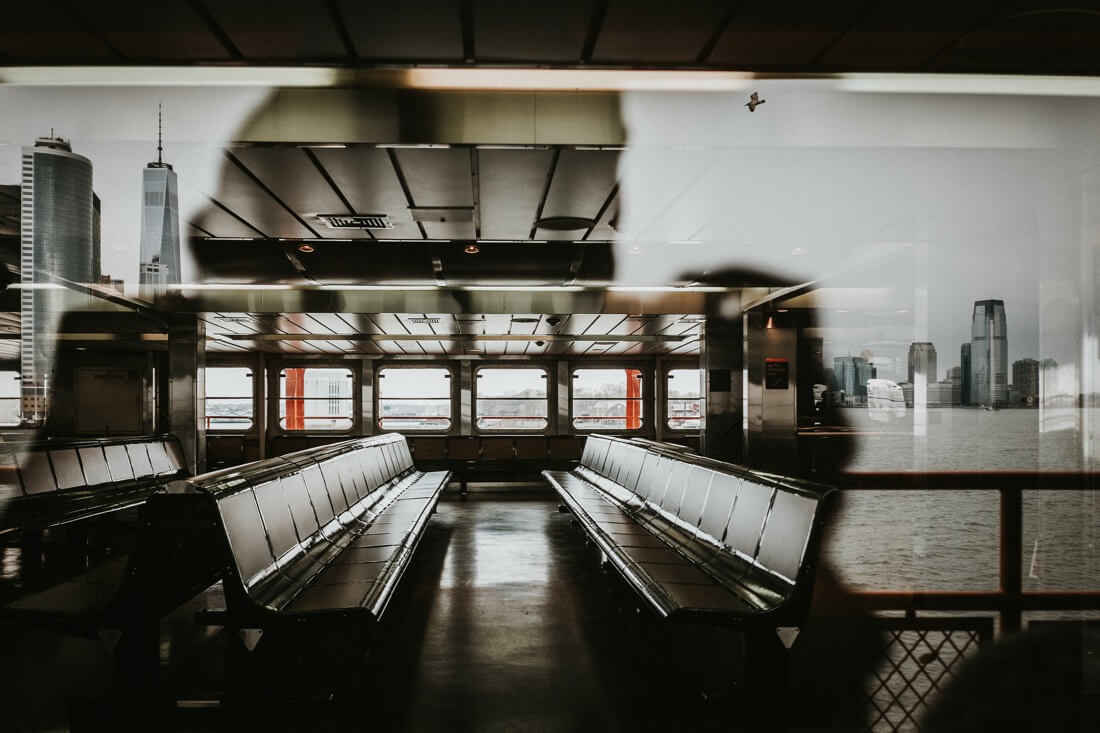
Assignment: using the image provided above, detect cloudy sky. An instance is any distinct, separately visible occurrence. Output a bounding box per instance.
[1,78,1096,380]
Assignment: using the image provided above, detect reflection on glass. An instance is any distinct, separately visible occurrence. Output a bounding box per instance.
[572,368,643,431]
[667,368,702,430]
[0,372,20,427]
[279,367,352,431]
[203,366,253,430]
[378,367,451,431]
[476,368,547,430]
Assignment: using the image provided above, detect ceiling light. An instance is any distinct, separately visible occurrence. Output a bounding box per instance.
[791,247,807,256]
[464,244,480,254]
[629,245,642,255]
[297,244,314,253]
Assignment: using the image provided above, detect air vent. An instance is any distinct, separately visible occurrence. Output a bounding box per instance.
[510,317,539,324]
[215,315,254,323]
[407,317,440,324]
[317,214,393,230]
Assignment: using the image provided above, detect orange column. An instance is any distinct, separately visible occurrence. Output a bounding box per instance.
[286,367,305,430]
[626,369,641,429]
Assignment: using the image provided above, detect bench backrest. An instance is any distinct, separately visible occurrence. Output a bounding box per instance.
[0,436,187,504]
[578,434,831,604]
[193,433,416,596]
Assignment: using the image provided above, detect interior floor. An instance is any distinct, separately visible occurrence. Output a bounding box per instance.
[1,493,753,732]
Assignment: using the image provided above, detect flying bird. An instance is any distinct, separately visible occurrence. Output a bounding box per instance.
[745,92,765,112]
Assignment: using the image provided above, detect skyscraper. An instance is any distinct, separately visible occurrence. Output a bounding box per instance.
[20,135,95,423]
[139,107,180,299]
[832,355,873,406]
[960,343,971,404]
[1012,357,1040,404]
[907,342,937,384]
[970,299,1008,406]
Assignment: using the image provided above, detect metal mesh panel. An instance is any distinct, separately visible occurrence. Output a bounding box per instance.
[866,617,993,732]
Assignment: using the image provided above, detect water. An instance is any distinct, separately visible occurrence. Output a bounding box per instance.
[825,407,1098,593]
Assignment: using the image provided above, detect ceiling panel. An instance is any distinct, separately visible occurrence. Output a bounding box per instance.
[190,206,264,239]
[709,0,864,67]
[0,7,117,61]
[232,148,365,239]
[819,1,1001,70]
[338,0,463,61]
[208,0,347,60]
[314,148,422,240]
[473,0,595,62]
[395,148,474,207]
[593,0,731,64]
[214,157,315,239]
[479,149,554,240]
[79,0,232,61]
[542,149,620,221]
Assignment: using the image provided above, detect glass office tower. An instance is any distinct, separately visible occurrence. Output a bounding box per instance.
[969,299,1008,406]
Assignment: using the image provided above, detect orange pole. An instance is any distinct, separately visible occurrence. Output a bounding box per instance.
[287,367,305,430]
[626,369,641,429]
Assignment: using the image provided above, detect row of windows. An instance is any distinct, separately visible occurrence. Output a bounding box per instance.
[204,366,703,433]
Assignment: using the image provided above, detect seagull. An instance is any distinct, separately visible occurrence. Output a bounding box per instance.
[745,92,765,112]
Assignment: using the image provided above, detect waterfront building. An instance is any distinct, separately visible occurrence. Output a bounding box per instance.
[138,112,181,300]
[960,343,972,404]
[19,136,95,424]
[969,299,1008,406]
[834,355,874,406]
[907,342,937,384]
[1012,358,1040,404]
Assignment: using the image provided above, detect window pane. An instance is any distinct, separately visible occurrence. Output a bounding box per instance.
[378,367,452,431]
[204,367,253,430]
[573,368,643,430]
[0,371,19,427]
[476,368,548,430]
[668,368,703,430]
[280,367,353,431]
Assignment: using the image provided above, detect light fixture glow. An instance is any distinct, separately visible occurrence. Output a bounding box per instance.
[297,244,315,253]
[464,244,480,254]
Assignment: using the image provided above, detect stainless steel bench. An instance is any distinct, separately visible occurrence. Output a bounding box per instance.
[543,434,834,688]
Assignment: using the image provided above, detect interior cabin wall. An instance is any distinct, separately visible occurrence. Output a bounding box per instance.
[200,354,704,471]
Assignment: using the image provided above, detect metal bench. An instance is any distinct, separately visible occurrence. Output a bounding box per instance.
[2,434,447,660]
[0,435,188,538]
[166,432,450,648]
[542,434,834,691]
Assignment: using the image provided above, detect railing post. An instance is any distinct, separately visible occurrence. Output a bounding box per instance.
[1000,485,1023,633]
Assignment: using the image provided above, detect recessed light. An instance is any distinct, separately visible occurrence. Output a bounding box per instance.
[464,244,480,254]
[629,245,642,255]
[791,247,807,256]
[777,308,789,313]
[297,244,314,253]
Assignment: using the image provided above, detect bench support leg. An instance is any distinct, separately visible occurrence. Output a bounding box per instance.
[112,620,160,693]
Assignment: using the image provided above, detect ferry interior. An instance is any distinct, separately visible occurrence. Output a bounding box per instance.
[0,3,1098,731]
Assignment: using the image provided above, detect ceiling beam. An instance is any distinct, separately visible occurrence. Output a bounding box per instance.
[219,332,690,343]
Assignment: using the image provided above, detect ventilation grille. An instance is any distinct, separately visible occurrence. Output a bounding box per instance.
[407,317,440,324]
[318,214,393,230]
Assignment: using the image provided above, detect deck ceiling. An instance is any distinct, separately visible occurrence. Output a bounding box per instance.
[2,1,1098,75]
[204,311,702,357]
[191,145,621,286]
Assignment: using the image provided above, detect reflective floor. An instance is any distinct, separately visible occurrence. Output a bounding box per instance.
[0,494,745,731]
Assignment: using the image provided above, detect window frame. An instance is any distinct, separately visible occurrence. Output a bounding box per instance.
[203,362,256,433]
[569,363,648,433]
[374,363,456,434]
[275,363,357,434]
[473,364,552,434]
[665,365,704,432]
[0,370,20,428]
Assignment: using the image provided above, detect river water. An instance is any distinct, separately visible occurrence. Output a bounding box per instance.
[825,407,1097,593]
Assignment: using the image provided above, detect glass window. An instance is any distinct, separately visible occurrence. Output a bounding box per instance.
[667,368,703,430]
[476,368,548,430]
[279,367,353,431]
[0,372,20,427]
[572,368,643,431]
[378,367,452,431]
[204,367,253,431]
